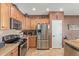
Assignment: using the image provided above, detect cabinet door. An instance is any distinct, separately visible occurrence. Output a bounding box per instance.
[11,47,18,56]
[25,16,30,30]
[5,47,18,56]
[30,18,49,30]
[30,19,35,29]
[22,16,26,30]
[29,36,36,48]
[0,3,1,29]
[16,10,20,21]
[5,52,12,56]
[11,5,17,19]
[1,4,11,29]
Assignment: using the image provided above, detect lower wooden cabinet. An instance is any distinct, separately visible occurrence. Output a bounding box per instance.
[6,47,18,56]
[29,36,37,48]
[5,52,12,56]
[64,43,79,56]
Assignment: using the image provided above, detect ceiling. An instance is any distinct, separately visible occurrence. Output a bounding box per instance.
[15,3,79,15]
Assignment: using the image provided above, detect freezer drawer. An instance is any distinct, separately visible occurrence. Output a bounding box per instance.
[37,40,49,49]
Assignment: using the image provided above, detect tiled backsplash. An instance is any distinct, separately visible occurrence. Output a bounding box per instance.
[0,29,21,42]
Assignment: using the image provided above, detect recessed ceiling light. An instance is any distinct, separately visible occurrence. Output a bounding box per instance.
[59,8,63,11]
[46,8,49,11]
[32,8,36,11]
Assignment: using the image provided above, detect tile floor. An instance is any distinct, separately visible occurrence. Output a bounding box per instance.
[26,48,64,56]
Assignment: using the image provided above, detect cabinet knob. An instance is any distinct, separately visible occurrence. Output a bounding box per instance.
[11,53,13,54]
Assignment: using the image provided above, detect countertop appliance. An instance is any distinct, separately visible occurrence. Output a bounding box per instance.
[36,24,49,49]
[2,34,27,56]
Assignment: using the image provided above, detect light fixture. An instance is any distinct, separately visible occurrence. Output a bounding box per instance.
[59,8,63,11]
[46,8,49,11]
[32,8,36,11]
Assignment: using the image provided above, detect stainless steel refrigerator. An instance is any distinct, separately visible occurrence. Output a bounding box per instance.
[36,23,49,49]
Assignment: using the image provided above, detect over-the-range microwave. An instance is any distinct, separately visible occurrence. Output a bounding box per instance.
[10,18,22,30]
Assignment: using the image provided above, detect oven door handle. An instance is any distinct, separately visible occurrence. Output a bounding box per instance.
[20,42,26,48]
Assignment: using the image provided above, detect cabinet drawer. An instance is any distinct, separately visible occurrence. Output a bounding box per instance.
[11,47,18,56]
[5,47,18,56]
[5,52,12,56]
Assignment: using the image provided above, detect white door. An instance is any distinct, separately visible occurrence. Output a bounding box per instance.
[52,20,62,48]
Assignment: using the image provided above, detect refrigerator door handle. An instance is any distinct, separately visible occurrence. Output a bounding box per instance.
[53,35,55,37]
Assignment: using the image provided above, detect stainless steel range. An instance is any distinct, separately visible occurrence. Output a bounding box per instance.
[18,38,27,56]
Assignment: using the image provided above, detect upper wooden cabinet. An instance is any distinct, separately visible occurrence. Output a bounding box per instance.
[49,11,64,21]
[22,15,26,30]
[0,4,1,24]
[25,16,31,30]
[0,3,26,30]
[29,15,49,30]
[11,4,17,19]
[11,4,26,30]
[0,3,11,30]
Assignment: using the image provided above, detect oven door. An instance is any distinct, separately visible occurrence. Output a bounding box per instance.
[20,42,27,56]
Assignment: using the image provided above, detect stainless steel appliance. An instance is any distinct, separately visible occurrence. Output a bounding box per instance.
[19,40,27,56]
[36,24,49,49]
[10,18,22,30]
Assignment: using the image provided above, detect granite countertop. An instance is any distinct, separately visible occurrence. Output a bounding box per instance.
[0,43,19,56]
[64,39,79,50]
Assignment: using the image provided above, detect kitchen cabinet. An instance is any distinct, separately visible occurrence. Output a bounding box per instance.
[19,14,26,30]
[22,16,26,30]
[30,15,49,30]
[17,12,26,30]
[0,3,11,29]
[16,9,21,21]
[31,19,49,30]
[25,16,31,30]
[0,3,26,30]
[11,4,23,21]
[11,4,17,19]
[49,11,64,21]
[6,47,18,56]
[64,40,79,56]
[0,4,1,28]
[29,36,37,48]
[11,4,26,30]
[11,47,18,56]
[64,43,79,56]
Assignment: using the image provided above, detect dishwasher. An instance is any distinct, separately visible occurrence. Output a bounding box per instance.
[19,41,27,56]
